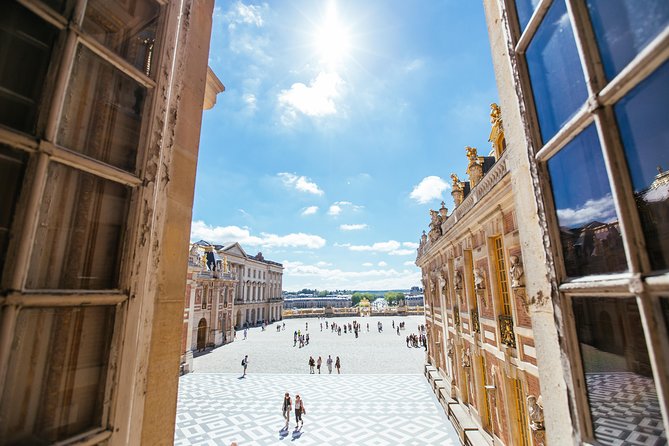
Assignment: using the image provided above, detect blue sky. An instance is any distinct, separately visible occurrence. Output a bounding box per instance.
[192,0,498,291]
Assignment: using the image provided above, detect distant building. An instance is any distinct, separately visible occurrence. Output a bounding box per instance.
[181,243,237,373]
[372,298,388,311]
[191,241,284,329]
[405,295,424,306]
[283,295,352,309]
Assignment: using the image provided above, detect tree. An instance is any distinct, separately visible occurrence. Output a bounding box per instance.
[384,292,405,305]
[317,290,329,297]
[352,292,375,306]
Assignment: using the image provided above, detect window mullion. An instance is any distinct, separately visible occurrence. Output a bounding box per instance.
[44,29,78,142]
[515,0,553,54]
[565,0,607,97]
[0,305,19,404]
[8,152,49,291]
[636,294,669,433]
[16,0,68,29]
[45,142,143,187]
[534,106,592,162]
[77,34,157,89]
[599,27,669,106]
[593,110,650,273]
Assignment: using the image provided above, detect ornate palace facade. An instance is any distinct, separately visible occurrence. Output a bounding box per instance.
[417,105,544,445]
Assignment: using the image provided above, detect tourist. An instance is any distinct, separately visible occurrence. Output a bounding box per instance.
[366,323,369,332]
[243,328,248,340]
[282,392,292,429]
[317,356,322,374]
[320,322,323,331]
[397,326,400,336]
[242,355,248,377]
[327,355,333,374]
[335,356,341,374]
[293,332,297,347]
[306,333,310,345]
[309,356,315,374]
[294,394,306,430]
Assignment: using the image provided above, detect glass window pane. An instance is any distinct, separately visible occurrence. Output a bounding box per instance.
[83,0,162,77]
[0,3,59,135]
[515,0,541,31]
[526,0,587,143]
[27,163,130,290]
[615,61,669,270]
[58,45,149,172]
[0,306,115,444]
[547,125,627,277]
[572,297,665,445]
[0,145,28,280]
[587,0,669,80]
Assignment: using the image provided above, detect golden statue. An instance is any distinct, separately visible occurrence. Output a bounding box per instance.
[223,256,229,273]
[465,146,478,162]
[489,103,505,158]
[490,102,502,125]
[450,173,460,186]
[200,251,207,269]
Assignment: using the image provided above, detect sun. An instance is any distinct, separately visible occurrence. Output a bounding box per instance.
[313,3,351,67]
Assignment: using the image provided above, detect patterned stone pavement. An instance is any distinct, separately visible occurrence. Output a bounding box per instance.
[175,316,459,445]
[175,373,459,446]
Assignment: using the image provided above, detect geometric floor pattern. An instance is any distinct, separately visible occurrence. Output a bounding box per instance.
[586,372,667,446]
[175,373,459,445]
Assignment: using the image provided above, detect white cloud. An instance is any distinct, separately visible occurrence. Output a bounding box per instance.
[404,58,424,72]
[281,261,421,291]
[278,72,344,123]
[377,261,388,267]
[302,206,319,216]
[191,220,326,249]
[328,201,362,216]
[348,240,401,252]
[278,173,324,195]
[410,176,450,204]
[226,1,266,27]
[557,194,617,228]
[343,240,416,256]
[243,93,257,112]
[339,223,368,231]
[316,261,332,267]
[403,242,419,249]
[388,249,415,256]
[328,204,342,216]
[362,262,373,267]
[403,261,417,266]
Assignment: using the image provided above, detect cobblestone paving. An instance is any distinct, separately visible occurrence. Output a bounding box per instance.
[175,373,459,446]
[192,316,428,375]
[176,316,459,445]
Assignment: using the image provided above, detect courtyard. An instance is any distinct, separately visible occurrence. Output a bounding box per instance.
[175,315,459,445]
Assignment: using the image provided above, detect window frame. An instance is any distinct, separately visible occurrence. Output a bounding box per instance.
[0,0,176,443]
[501,0,669,441]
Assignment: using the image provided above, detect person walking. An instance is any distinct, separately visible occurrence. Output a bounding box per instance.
[335,356,341,374]
[294,394,306,429]
[243,328,248,340]
[242,355,249,377]
[309,356,315,374]
[326,355,333,374]
[317,356,322,374]
[282,392,292,429]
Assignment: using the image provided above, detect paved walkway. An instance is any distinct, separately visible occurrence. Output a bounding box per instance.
[176,316,459,445]
[175,373,458,445]
[193,316,428,374]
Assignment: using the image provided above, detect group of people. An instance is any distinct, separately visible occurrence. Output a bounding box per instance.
[406,324,428,350]
[323,319,366,338]
[293,330,310,347]
[307,355,341,374]
[282,392,306,431]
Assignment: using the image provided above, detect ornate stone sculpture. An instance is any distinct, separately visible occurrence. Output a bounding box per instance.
[489,103,506,158]
[461,346,471,368]
[510,255,525,288]
[474,268,485,289]
[439,201,448,220]
[490,103,502,127]
[428,209,443,242]
[223,256,229,273]
[453,270,463,290]
[200,251,208,270]
[466,146,483,188]
[527,395,545,430]
[451,173,465,207]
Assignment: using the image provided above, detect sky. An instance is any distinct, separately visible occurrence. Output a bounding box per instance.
[191,0,499,291]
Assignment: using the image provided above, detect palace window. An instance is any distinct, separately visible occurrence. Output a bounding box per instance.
[0,0,167,443]
[507,0,669,442]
